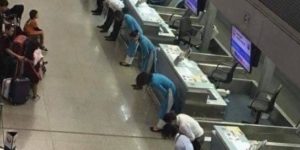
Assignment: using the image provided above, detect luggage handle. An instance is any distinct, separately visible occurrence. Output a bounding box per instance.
[13,60,24,79]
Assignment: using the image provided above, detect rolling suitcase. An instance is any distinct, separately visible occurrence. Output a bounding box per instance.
[9,61,30,105]
[9,77,30,105]
[1,78,12,99]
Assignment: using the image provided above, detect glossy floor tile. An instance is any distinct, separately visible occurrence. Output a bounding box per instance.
[1,0,173,149]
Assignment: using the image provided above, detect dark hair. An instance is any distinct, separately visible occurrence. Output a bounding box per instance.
[129,30,139,38]
[161,124,178,139]
[163,112,177,123]
[24,39,39,60]
[0,0,8,7]
[29,9,38,19]
[136,72,152,88]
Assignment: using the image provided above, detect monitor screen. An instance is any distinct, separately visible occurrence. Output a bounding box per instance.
[185,0,198,15]
[231,26,252,72]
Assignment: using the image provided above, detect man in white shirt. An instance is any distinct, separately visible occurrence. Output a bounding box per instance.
[161,124,194,150]
[164,112,204,150]
[98,0,125,41]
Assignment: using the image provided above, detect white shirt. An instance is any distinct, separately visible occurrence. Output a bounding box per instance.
[105,0,124,11]
[177,114,204,141]
[175,134,194,150]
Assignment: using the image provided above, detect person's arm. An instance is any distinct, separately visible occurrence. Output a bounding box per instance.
[179,122,195,141]
[31,20,43,32]
[127,19,136,32]
[140,42,150,72]
[6,48,34,65]
[167,88,174,111]
[5,48,23,60]
[126,41,139,57]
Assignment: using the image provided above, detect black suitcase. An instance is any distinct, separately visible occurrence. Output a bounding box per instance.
[9,60,31,105]
[9,77,30,105]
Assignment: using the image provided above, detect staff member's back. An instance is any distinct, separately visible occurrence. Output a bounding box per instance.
[164,113,204,150]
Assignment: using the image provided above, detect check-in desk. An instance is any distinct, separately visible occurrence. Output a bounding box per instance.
[157,44,227,119]
[124,0,176,44]
[211,126,251,150]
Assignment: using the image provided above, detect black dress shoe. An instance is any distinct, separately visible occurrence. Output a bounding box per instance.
[104,35,112,39]
[91,9,101,13]
[97,25,104,29]
[119,62,130,67]
[100,29,108,33]
[150,126,162,132]
[92,12,102,15]
[105,37,116,41]
[131,84,142,90]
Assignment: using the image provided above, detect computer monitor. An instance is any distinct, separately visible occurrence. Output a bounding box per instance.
[231,26,252,72]
[185,0,207,15]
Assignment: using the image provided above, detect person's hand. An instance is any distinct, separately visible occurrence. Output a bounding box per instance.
[131,84,142,90]
[24,58,34,65]
[16,55,24,60]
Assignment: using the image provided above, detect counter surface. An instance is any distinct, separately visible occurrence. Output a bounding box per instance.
[214,126,251,150]
[125,0,175,37]
[159,44,226,106]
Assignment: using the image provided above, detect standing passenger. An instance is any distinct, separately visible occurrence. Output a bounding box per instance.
[98,0,124,33]
[104,10,124,41]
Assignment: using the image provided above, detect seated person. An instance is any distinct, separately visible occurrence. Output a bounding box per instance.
[6,35,42,99]
[164,112,205,150]
[24,9,48,51]
[161,124,194,150]
[0,24,14,80]
[0,0,24,24]
[133,72,181,132]
[120,30,156,73]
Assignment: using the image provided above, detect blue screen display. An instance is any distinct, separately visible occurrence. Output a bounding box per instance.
[231,26,252,72]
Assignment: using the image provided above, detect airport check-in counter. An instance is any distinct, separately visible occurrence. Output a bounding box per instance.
[206,123,300,150]
[124,0,176,44]
[211,126,252,150]
[157,44,227,119]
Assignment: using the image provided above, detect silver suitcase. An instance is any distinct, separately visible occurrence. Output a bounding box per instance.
[1,78,12,99]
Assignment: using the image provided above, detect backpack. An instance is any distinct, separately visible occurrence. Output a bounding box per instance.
[13,35,27,49]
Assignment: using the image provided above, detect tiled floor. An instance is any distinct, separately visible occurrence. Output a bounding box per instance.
[2,0,173,149]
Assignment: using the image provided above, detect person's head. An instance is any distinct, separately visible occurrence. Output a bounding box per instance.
[161,124,179,139]
[163,112,177,124]
[129,30,140,42]
[114,10,123,21]
[29,9,38,19]
[135,72,152,88]
[0,0,8,12]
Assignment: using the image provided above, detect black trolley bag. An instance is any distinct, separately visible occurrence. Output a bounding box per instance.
[9,60,30,105]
